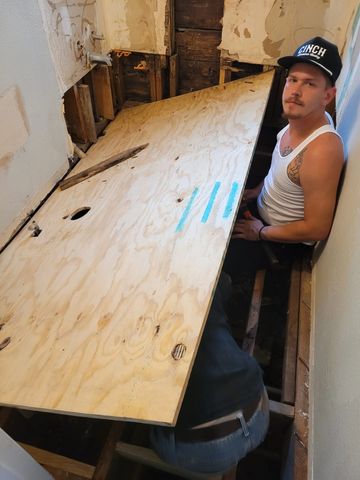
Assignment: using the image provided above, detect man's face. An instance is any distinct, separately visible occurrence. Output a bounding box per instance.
[282,63,335,120]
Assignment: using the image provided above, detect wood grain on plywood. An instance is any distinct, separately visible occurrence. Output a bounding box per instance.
[0,71,274,424]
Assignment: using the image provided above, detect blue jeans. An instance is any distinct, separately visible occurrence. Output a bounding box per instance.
[150,389,269,475]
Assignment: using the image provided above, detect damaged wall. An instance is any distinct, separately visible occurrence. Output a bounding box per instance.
[100,0,171,55]
[220,0,358,65]
[37,0,103,95]
[311,6,360,480]
[0,1,70,250]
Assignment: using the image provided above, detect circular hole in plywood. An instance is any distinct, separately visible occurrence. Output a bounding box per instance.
[70,207,91,220]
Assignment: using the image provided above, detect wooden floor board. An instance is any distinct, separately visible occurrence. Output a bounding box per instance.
[0,71,274,424]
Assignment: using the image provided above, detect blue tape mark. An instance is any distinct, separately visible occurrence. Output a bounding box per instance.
[223,182,239,218]
[175,187,199,233]
[201,181,221,224]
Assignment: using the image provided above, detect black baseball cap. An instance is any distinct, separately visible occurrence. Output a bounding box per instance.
[278,36,342,85]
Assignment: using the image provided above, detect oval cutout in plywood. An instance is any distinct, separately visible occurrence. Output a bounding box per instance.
[70,207,91,220]
[172,343,186,361]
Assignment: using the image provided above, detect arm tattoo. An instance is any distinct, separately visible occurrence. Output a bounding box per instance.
[287,148,306,186]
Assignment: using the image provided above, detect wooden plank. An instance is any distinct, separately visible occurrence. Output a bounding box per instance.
[19,443,95,479]
[176,29,221,94]
[0,71,274,425]
[269,400,295,418]
[175,0,224,30]
[169,54,178,97]
[92,422,125,480]
[294,256,311,480]
[155,55,164,101]
[92,66,115,121]
[116,442,222,480]
[112,55,126,108]
[77,85,97,144]
[281,258,301,405]
[59,143,149,190]
[64,86,88,144]
[146,55,157,102]
[242,270,266,355]
[165,0,175,55]
[123,52,151,104]
[219,68,232,85]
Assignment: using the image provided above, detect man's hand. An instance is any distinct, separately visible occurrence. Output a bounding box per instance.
[240,188,260,206]
[232,215,264,241]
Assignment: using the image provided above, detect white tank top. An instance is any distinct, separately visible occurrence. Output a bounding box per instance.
[257,112,341,227]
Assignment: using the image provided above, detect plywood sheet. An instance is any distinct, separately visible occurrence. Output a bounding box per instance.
[220,0,358,66]
[37,0,102,94]
[0,71,274,424]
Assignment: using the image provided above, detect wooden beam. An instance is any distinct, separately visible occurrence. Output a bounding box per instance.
[112,54,126,109]
[294,256,311,480]
[92,422,125,480]
[59,143,149,190]
[92,66,115,120]
[155,55,165,101]
[165,0,175,56]
[269,399,295,418]
[64,85,88,143]
[282,259,301,405]
[170,54,178,97]
[219,59,233,85]
[18,443,95,479]
[242,270,266,355]
[115,442,223,480]
[147,55,157,102]
[77,84,97,144]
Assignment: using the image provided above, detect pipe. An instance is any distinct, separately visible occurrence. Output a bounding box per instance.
[87,52,112,67]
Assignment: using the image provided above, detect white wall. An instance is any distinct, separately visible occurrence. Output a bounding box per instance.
[0,1,70,250]
[0,429,52,480]
[310,6,360,480]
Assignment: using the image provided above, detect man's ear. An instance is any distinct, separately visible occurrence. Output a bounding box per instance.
[325,86,336,106]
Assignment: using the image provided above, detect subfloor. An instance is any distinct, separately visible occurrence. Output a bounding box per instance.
[2,265,292,480]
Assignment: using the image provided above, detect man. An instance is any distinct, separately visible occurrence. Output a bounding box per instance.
[223,36,344,278]
[233,37,344,248]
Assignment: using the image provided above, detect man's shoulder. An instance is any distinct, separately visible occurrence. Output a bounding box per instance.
[304,131,344,166]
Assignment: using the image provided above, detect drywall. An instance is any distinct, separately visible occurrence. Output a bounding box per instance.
[310,6,360,480]
[37,0,103,94]
[0,1,70,250]
[0,429,52,480]
[97,0,170,55]
[220,0,358,65]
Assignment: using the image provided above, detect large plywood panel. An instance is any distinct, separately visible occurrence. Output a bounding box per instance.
[220,0,358,66]
[37,0,103,94]
[0,71,274,425]
[100,0,171,55]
